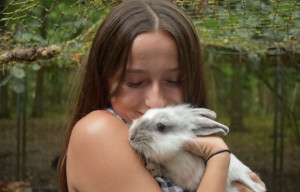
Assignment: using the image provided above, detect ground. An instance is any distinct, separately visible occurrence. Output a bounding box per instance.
[0,112,299,191]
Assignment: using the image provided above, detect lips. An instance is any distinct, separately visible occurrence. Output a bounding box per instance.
[138,112,144,116]
[129,112,144,121]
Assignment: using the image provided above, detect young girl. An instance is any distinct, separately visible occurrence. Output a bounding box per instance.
[58,1,265,191]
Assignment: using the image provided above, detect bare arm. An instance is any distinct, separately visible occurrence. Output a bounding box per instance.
[66,111,161,192]
[197,152,230,192]
[184,136,266,192]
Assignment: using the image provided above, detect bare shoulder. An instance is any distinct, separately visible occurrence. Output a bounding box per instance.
[72,110,128,140]
[67,110,160,192]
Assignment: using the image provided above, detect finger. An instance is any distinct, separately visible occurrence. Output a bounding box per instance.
[249,172,266,188]
[232,181,253,192]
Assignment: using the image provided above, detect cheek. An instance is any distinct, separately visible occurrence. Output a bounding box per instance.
[110,85,142,108]
[176,91,184,104]
[168,87,183,104]
[110,86,144,123]
[110,95,122,108]
[110,89,129,108]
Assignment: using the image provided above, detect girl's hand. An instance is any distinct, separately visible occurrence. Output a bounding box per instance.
[183,135,229,161]
[232,172,266,192]
[184,135,230,192]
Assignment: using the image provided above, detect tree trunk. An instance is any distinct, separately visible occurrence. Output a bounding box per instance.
[230,57,245,131]
[31,67,45,117]
[0,73,10,118]
[258,84,272,116]
[0,0,9,118]
[51,78,63,105]
[31,8,47,118]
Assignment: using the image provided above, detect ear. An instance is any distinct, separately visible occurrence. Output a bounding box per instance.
[192,116,229,136]
[191,108,217,120]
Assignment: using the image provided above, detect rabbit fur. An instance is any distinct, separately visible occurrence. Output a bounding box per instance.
[129,104,266,192]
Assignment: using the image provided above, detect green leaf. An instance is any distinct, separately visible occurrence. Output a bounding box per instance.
[31,64,41,71]
[10,66,26,79]
[0,73,12,87]
[14,31,47,45]
[10,78,25,93]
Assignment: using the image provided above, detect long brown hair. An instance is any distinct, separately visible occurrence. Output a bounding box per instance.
[58,0,207,191]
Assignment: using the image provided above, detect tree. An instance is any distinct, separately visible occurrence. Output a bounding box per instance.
[0,0,10,118]
[0,73,10,118]
[31,7,48,118]
[230,56,245,131]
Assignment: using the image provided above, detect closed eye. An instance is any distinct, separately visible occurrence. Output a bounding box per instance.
[166,80,182,85]
[125,81,144,87]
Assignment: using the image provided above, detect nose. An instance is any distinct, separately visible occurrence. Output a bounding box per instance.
[145,83,167,108]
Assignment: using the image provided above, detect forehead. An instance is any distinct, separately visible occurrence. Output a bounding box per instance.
[131,31,177,55]
[127,31,179,70]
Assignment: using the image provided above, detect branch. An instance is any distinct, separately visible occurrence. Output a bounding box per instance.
[0,45,61,64]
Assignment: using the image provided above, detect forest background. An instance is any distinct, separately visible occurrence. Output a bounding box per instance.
[0,0,299,192]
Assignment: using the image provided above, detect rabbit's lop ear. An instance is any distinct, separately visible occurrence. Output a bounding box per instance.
[191,108,217,120]
[192,116,229,136]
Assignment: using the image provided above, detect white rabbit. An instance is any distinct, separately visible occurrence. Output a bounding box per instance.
[129,104,266,192]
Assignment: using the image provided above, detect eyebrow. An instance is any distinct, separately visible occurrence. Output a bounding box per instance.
[126,68,147,73]
[126,67,180,73]
[167,67,181,72]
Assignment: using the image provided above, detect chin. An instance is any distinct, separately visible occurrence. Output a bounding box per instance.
[130,112,143,121]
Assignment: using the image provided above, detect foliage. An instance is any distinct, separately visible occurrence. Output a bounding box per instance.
[1,0,113,68]
[0,1,299,140]
[0,0,112,95]
[1,0,299,59]
[182,0,300,54]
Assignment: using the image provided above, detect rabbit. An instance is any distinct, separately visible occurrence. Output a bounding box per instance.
[129,104,266,192]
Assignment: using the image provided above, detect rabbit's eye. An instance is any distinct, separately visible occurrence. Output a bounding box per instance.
[157,123,166,132]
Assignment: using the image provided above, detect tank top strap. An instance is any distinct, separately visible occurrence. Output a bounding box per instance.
[105,108,131,127]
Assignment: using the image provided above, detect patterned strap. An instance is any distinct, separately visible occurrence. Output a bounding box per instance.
[105,108,131,127]
[156,177,190,192]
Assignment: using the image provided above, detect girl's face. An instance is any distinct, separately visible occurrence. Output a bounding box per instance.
[109,31,183,124]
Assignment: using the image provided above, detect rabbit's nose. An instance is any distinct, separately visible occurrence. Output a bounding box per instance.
[129,131,138,142]
[129,135,135,141]
[130,132,143,143]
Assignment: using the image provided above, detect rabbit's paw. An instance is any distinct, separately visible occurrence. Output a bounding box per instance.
[146,162,164,177]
